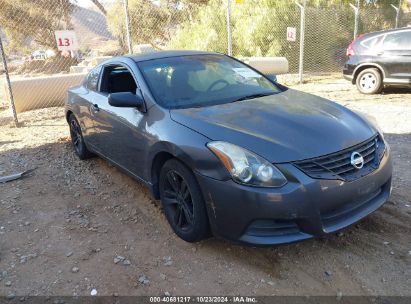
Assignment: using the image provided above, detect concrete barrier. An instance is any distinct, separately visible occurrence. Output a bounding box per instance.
[244,57,289,75]
[4,73,86,113]
[70,66,92,73]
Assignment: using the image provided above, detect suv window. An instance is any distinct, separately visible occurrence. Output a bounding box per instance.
[362,36,379,49]
[100,65,138,94]
[86,66,102,91]
[383,31,411,50]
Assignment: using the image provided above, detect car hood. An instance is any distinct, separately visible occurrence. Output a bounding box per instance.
[170,89,377,163]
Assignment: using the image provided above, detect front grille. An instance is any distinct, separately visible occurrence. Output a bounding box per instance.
[294,134,385,182]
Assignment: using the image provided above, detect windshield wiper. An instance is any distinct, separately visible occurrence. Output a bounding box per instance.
[232,92,275,102]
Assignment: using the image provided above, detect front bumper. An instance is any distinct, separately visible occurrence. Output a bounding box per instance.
[196,147,392,245]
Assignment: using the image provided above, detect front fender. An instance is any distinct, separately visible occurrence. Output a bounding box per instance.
[147,122,230,182]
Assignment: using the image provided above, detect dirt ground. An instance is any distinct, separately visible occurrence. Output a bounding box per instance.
[0,77,410,298]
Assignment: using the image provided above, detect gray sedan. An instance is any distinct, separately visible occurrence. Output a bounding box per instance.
[65,51,392,245]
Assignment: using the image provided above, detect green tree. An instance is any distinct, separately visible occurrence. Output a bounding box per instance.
[107,0,189,49]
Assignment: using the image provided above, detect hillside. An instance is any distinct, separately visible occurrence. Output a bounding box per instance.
[71,5,114,50]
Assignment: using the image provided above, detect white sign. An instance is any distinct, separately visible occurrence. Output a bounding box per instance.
[233,68,262,78]
[55,30,79,51]
[287,27,297,42]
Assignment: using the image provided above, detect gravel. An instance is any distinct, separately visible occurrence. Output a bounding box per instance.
[0,77,410,296]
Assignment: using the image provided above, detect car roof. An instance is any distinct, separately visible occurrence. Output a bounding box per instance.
[125,50,221,62]
[361,26,411,39]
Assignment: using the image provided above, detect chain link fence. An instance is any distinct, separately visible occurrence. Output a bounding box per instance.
[0,0,409,124]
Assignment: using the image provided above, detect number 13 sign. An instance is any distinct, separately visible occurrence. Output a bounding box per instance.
[55,30,79,51]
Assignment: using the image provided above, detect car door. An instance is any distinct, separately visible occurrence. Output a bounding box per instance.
[76,66,102,145]
[376,30,411,81]
[89,63,147,178]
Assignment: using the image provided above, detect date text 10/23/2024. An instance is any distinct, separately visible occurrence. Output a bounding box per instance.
[149,296,257,303]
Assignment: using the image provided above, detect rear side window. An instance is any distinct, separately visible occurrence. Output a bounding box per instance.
[361,37,379,49]
[86,66,102,91]
[383,31,411,50]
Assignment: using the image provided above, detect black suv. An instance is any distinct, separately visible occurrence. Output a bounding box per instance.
[343,27,411,94]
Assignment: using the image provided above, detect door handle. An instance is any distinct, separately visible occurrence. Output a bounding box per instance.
[91,104,100,112]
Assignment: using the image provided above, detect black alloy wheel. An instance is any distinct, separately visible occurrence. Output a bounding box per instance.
[159,159,210,242]
[68,114,93,160]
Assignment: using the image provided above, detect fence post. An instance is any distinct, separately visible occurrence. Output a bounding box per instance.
[295,0,306,84]
[226,0,233,56]
[123,0,133,54]
[350,1,360,39]
[391,0,402,28]
[0,36,19,127]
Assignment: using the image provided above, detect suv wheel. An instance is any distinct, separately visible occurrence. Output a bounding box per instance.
[159,159,210,242]
[356,68,383,94]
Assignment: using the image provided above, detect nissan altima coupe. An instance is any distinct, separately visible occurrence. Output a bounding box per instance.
[65,51,392,245]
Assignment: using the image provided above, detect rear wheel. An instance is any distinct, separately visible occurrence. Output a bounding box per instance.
[159,159,210,242]
[68,114,93,160]
[356,68,383,94]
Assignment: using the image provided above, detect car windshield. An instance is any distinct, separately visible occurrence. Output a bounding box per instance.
[137,54,282,109]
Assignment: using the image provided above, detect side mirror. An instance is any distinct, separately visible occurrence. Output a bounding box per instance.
[266,74,277,83]
[108,91,144,109]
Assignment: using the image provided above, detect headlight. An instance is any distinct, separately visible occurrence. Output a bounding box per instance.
[207,141,287,187]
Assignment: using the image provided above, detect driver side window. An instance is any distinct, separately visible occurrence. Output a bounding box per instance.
[100,65,138,94]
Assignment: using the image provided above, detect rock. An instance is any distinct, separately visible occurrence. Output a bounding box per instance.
[90,288,97,296]
[6,293,15,300]
[337,232,344,237]
[24,221,30,226]
[5,281,12,287]
[114,256,125,264]
[163,256,173,266]
[336,291,343,301]
[138,275,150,285]
[408,250,411,256]
[389,251,394,255]
[325,270,333,277]
[267,281,275,286]
[160,273,167,280]
[383,241,390,245]
[164,292,171,296]
[19,253,37,264]
[71,266,79,273]
[122,259,131,266]
[66,252,73,257]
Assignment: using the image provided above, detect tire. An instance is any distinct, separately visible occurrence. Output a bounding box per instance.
[68,114,94,160]
[356,68,383,94]
[159,159,210,242]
